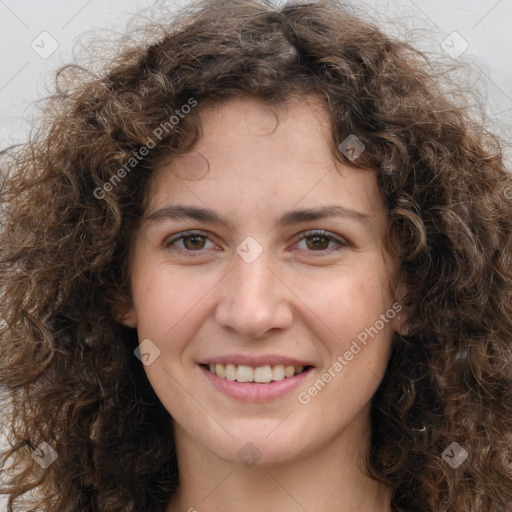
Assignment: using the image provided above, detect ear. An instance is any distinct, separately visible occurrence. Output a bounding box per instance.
[390,282,409,336]
[111,292,138,328]
[392,302,409,336]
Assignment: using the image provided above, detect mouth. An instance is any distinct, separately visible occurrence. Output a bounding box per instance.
[199,361,315,402]
[201,363,313,383]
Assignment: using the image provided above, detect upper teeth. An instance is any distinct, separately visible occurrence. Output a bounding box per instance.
[208,364,306,383]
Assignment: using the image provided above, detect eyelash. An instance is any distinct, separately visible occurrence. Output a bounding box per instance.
[164,229,348,257]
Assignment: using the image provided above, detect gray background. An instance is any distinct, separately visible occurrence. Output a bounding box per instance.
[0,0,511,508]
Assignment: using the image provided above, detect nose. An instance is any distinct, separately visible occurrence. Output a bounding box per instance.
[214,249,294,339]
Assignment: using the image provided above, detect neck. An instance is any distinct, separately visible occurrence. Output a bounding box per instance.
[166,407,392,512]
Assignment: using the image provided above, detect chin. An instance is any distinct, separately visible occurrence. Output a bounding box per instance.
[200,425,313,468]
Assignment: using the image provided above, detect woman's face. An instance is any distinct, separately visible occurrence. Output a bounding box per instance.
[119,96,404,467]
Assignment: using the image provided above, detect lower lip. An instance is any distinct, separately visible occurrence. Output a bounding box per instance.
[199,365,314,402]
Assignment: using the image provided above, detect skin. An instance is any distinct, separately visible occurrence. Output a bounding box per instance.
[117,96,406,512]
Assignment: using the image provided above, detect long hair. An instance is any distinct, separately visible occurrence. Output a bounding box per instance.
[1,0,511,510]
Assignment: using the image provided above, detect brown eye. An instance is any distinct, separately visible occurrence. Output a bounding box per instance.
[305,235,331,251]
[294,230,347,255]
[182,235,207,250]
[164,231,216,254]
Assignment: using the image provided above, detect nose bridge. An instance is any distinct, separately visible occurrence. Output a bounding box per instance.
[234,249,273,298]
[214,246,292,338]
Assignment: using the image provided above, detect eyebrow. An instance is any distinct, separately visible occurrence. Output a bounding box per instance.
[142,204,372,229]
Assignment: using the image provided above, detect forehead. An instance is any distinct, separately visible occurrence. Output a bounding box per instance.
[153,95,335,179]
[145,96,385,221]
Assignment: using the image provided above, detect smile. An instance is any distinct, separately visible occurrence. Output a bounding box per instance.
[199,362,315,402]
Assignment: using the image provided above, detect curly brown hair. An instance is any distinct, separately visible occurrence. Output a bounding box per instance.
[1,0,511,510]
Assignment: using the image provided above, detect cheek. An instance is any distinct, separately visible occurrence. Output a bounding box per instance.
[303,264,393,344]
[300,274,394,430]
[130,262,213,340]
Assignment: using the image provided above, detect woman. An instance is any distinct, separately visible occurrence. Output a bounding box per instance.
[1,0,511,510]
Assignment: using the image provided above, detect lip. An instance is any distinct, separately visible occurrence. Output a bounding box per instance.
[199,364,314,403]
[200,354,314,367]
